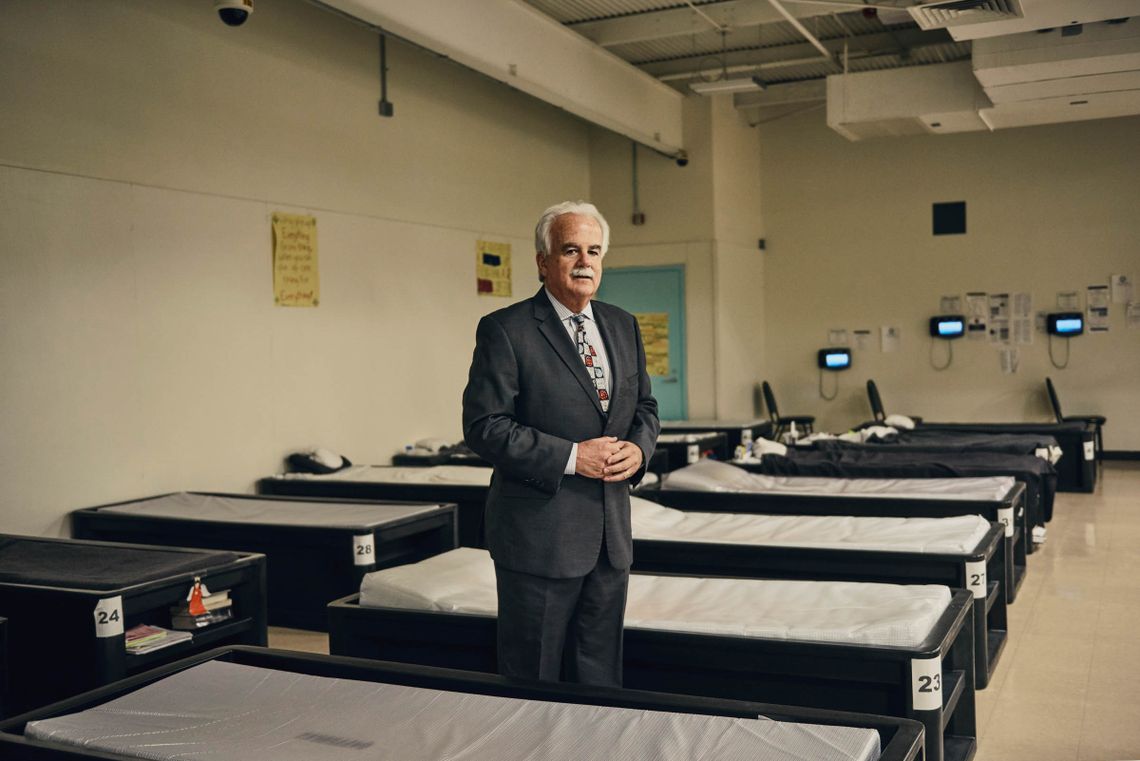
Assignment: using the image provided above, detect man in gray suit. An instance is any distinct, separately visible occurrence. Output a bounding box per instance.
[462,201,659,687]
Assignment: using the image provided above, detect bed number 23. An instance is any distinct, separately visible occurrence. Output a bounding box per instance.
[918,674,941,693]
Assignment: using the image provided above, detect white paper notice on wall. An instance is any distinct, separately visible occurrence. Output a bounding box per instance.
[1012,290,1033,345]
[853,329,873,351]
[989,319,1010,345]
[1087,285,1110,332]
[1000,347,1019,374]
[828,328,849,346]
[989,293,1010,323]
[1057,291,1080,310]
[880,326,900,353]
[940,294,962,313]
[1111,274,1133,304]
[1128,302,1140,329]
[966,292,987,341]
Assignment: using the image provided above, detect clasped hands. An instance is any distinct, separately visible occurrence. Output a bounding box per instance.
[576,436,643,482]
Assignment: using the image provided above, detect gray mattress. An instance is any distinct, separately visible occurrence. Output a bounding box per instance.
[26,660,881,761]
[100,492,443,528]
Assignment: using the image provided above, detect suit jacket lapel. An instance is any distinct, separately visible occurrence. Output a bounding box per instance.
[533,291,605,416]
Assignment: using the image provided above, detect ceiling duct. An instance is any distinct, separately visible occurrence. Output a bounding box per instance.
[909,0,1023,32]
[827,61,992,140]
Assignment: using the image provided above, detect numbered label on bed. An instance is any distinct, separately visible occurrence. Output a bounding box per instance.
[911,657,943,712]
[686,444,699,464]
[998,507,1014,538]
[1084,440,1095,461]
[353,533,375,566]
[94,596,124,638]
[965,560,987,599]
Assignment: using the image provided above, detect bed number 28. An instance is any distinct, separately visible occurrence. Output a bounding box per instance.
[353,534,376,566]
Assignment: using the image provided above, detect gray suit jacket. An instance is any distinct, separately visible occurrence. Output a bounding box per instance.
[462,288,660,578]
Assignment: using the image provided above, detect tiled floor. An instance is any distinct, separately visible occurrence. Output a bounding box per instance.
[268,463,1140,760]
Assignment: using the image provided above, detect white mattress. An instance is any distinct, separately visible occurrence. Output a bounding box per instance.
[280,464,493,486]
[99,492,443,528]
[360,548,951,648]
[656,432,719,443]
[663,459,1016,501]
[631,497,992,554]
[26,660,880,761]
[663,418,766,430]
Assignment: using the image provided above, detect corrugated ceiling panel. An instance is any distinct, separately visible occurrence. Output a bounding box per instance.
[525,0,717,25]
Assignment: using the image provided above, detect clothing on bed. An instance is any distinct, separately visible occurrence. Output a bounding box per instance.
[662,459,1016,501]
[25,660,880,761]
[359,548,951,648]
[631,497,991,554]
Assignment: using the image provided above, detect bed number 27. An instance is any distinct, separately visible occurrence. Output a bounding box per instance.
[353,534,376,566]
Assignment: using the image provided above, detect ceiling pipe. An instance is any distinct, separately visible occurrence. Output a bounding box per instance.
[767,0,837,62]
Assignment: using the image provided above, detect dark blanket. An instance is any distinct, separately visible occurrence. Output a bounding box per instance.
[752,448,1056,527]
[0,536,241,591]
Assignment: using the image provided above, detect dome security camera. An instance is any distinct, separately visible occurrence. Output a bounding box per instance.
[674,150,689,168]
[215,0,254,27]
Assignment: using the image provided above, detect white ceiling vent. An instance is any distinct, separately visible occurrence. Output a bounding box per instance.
[909,0,1023,32]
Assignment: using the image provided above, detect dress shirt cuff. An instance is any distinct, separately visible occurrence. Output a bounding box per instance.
[564,443,578,476]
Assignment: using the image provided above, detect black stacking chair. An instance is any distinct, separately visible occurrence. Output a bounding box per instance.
[1046,377,1105,462]
[867,379,886,423]
[761,381,814,440]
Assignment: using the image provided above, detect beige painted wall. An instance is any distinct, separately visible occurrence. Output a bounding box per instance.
[758,111,1140,449]
[0,0,590,536]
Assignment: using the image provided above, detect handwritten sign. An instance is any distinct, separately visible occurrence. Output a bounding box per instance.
[272,213,320,307]
[476,240,511,297]
[634,312,670,377]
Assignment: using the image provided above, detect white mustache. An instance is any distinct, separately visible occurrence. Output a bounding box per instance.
[570,268,594,279]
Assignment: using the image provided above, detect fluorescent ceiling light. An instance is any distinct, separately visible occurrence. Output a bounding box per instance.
[689,76,766,95]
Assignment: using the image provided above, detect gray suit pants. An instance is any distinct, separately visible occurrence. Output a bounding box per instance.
[494,535,629,687]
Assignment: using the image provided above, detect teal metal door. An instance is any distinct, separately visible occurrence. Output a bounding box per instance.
[597,265,686,420]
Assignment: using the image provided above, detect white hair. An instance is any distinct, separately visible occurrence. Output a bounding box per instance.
[534,201,610,259]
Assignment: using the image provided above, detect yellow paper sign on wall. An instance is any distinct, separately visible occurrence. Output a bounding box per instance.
[272,212,320,307]
[635,312,670,377]
[476,240,512,297]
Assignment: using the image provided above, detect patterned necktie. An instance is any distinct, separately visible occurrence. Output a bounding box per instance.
[571,314,608,412]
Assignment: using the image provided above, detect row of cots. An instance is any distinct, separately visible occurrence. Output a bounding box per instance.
[0,420,1096,761]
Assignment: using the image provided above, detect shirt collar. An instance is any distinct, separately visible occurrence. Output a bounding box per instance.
[544,288,594,322]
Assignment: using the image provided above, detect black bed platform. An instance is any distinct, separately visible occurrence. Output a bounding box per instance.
[642,478,1027,605]
[633,519,1007,689]
[0,535,266,717]
[70,492,456,631]
[0,646,924,761]
[328,590,977,761]
[746,448,1054,539]
[258,470,488,549]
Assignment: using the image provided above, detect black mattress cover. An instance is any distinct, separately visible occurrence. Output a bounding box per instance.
[756,448,1054,526]
[815,430,1057,455]
[0,536,242,591]
[917,421,1089,435]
